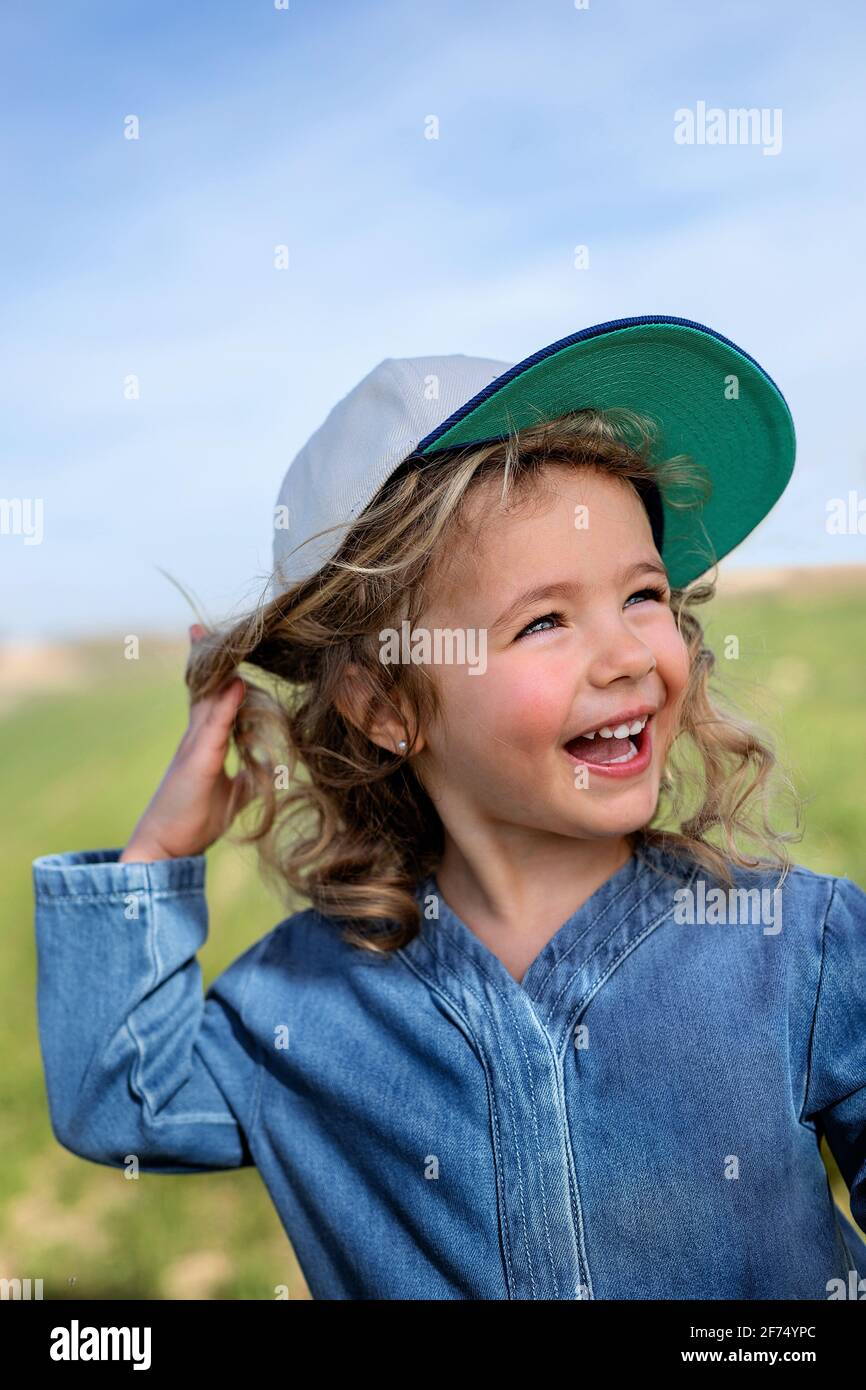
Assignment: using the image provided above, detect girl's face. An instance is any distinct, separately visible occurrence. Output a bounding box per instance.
[411,465,691,844]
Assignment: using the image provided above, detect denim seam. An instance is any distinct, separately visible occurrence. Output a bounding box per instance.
[402,942,539,1296]
[428,937,563,1299]
[799,877,837,1128]
[547,867,697,1041]
[396,948,518,1298]
[246,927,287,1141]
[560,904,685,1067]
[553,878,697,1291]
[34,888,203,905]
[409,932,583,1300]
[227,928,271,1144]
[544,872,675,1028]
[126,879,243,1130]
[531,860,652,996]
[553,1046,594,1300]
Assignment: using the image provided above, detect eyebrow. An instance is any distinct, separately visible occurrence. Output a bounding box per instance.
[490,559,670,632]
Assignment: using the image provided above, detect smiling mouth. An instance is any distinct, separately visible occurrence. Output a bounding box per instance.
[564,715,653,767]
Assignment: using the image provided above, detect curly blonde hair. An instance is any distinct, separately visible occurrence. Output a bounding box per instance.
[184,407,803,951]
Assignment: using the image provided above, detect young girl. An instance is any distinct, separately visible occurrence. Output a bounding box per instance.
[33,316,866,1301]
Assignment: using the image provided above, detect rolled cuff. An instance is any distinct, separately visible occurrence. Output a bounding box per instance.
[32,847,205,898]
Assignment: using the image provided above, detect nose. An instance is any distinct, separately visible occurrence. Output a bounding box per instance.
[583,611,657,686]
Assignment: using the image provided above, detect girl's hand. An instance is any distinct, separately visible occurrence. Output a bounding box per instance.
[119,625,251,863]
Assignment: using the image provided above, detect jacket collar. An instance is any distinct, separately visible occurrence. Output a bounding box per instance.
[402,840,699,1045]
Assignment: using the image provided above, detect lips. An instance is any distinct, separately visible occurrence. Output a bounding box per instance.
[566,726,640,764]
[563,714,655,776]
[566,705,657,742]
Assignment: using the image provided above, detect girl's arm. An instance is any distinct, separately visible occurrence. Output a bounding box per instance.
[801,875,866,1234]
[33,625,261,1173]
[33,846,266,1174]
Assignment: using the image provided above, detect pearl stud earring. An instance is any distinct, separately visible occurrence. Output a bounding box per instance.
[397,739,407,751]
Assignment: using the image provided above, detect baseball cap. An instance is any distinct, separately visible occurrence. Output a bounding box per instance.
[270,314,796,596]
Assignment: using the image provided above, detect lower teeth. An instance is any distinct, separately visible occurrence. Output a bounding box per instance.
[606,739,638,765]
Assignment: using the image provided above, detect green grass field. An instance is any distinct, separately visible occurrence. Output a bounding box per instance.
[2,575,864,1298]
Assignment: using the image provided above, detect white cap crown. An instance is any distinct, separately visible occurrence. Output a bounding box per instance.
[271,352,512,596]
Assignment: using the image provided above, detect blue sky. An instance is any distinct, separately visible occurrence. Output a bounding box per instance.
[3,0,865,639]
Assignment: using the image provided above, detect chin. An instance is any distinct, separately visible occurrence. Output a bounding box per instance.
[569,787,659,837]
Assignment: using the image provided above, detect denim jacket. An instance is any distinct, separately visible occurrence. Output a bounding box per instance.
[32,838,866,1300]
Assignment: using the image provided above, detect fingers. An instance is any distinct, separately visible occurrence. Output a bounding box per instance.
[189,676,245,742]
[187,621,245,735]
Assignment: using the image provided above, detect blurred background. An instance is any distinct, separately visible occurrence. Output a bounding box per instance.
[2,0,865,1298]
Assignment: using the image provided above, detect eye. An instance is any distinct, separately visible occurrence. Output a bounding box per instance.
[515,610,566,640]
[624,584,669,608]
[514,586,670,640]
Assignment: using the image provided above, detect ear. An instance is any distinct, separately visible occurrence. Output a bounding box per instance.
[336,661,423,757]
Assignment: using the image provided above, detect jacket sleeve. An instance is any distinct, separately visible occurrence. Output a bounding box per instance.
[801,875,866,1234]
[32,847,266,1175]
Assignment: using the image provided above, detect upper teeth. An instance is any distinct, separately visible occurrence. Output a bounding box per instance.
[580,715,649,741]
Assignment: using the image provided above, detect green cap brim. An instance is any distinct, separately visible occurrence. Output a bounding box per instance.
[416,316,796,590]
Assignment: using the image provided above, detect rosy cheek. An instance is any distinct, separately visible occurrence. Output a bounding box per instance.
[482,667,565,750]
[655,638,691,739]
[654,619,689,687]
